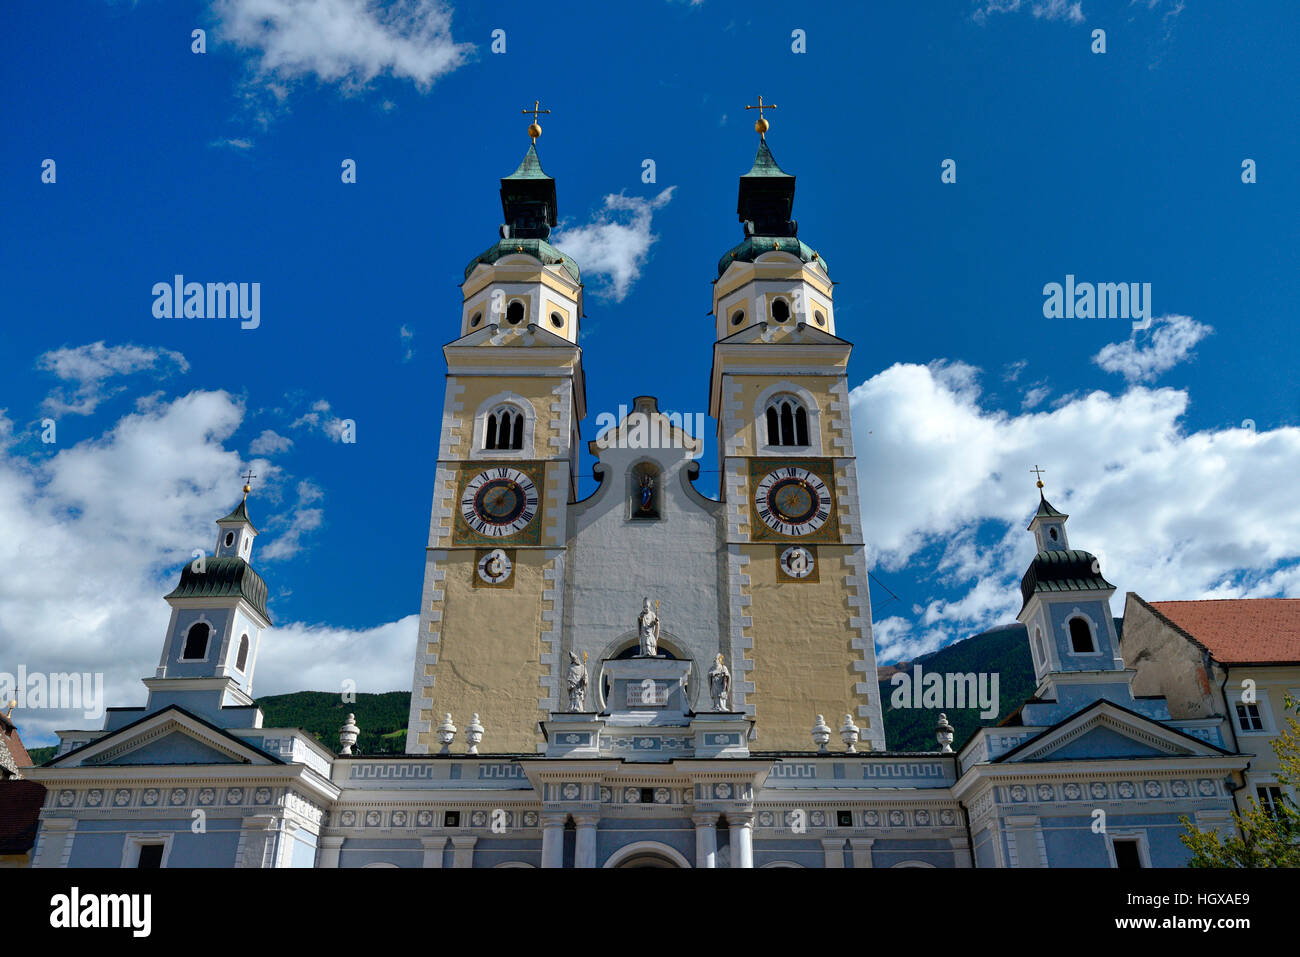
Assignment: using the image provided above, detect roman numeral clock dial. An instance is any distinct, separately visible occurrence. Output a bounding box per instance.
[753,465,834,539]
[459,466,540,540]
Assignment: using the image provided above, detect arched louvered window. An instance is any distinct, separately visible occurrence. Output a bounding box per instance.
[182,622,210,660]
[1068,617,1095,654]
[236,633,250,671]
[765,395,810,447]
[484,405,525,451]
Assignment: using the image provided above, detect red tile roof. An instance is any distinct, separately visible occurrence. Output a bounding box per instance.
[1149,598,1300,664]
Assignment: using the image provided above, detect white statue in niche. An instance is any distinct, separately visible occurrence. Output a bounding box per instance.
[708,654,731,712]
[637,598,660,657]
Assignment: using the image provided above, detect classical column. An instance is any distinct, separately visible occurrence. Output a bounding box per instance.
[849,838,875,869]
[540,813,566,869]
[692,813,718,868]
[821,838,846,869]
[450,835,477,868]
[574,813,599,869]
[420,836,447,868]
[729,813,754,869]
[318,835,345,868]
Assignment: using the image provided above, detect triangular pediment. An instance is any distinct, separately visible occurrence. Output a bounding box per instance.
[48,707,281,769]
[716,321,847,347]
[446,321,576,351]
[998,700,1227,763]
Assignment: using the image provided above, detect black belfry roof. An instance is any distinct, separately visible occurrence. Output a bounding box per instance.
[165,556,271,624]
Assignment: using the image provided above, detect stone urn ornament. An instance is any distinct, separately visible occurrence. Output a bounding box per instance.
[436,713,457,754]
[840,714,860,753]
[811,714,832,753]
[338,713,359,755]
[465,713,485,754]
[936,713,955,753]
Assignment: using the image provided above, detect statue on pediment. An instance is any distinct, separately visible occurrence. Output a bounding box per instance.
[566,651,588,712]
[708,654,731,712]
[637,598,660,657]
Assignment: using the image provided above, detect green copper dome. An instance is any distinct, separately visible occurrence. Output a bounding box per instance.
[718,140,827,277]
[466,238,581,284]
[717,236,828,278]
[465,144,581,284]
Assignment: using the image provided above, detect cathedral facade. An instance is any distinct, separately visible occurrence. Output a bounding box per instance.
[24,125,1250,869]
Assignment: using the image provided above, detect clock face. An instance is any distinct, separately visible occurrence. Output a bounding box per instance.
[779,545,816,579]
[476,548,513,585]
[754,466,832,537]
[461,467,539,537]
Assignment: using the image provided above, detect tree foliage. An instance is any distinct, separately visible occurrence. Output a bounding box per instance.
[1181,694,1300,867]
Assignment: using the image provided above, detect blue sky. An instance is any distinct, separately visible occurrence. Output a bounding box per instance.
[3,1,1299,744]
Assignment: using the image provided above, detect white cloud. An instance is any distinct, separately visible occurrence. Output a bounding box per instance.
[552,187,676,302]
[853,356,1300,658]
[213,0,473,117]
[1020,383,1051,410]
[1002,359,1028,382]
[0,380,406,746]
[249,428,293,455]
[973,0,1085,23]
[1093,313,1212,383]
[290,398,351,441]
[38,342,188,417]
[253,616,417,698]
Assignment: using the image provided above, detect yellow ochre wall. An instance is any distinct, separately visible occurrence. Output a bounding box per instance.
[413,547,556,754]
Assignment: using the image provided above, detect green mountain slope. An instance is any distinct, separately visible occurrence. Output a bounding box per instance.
[878,623,1035,752]
[256,691,411,755]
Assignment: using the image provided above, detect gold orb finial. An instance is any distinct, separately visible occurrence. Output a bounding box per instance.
[522,99,551,144]
[745,94,778,141]
[1031,465,1046,491]
[241,468,256,501]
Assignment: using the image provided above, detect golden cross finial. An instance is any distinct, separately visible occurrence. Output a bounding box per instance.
[521,99,550,143]
[242,469,256,499]
[1030,465,1046,490]
[745,94,778,140]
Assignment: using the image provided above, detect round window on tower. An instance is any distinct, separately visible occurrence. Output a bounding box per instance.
[730,309,745,327]
[506,300,525,325]
[470,311,482,328]
[224,531,235,547]
[771,298,790,323]
[814,309,826,326]
[550,311,564,329]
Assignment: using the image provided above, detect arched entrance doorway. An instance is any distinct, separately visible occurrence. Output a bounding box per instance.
[603,841,691,869]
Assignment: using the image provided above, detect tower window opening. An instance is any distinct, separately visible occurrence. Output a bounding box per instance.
[224,531,235,547]
[470,311,482,328]
[765,396,809,447]
[485,405,524,451]
[814,309,826,326]
[550,311,564,329]
[771,298,790,323]
[730,309,745,327]
[1068,617,1094,654]
[1049,527,1059,541]
[236,633,250,672]
[506,300,525,325]
[182,622,210,660]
